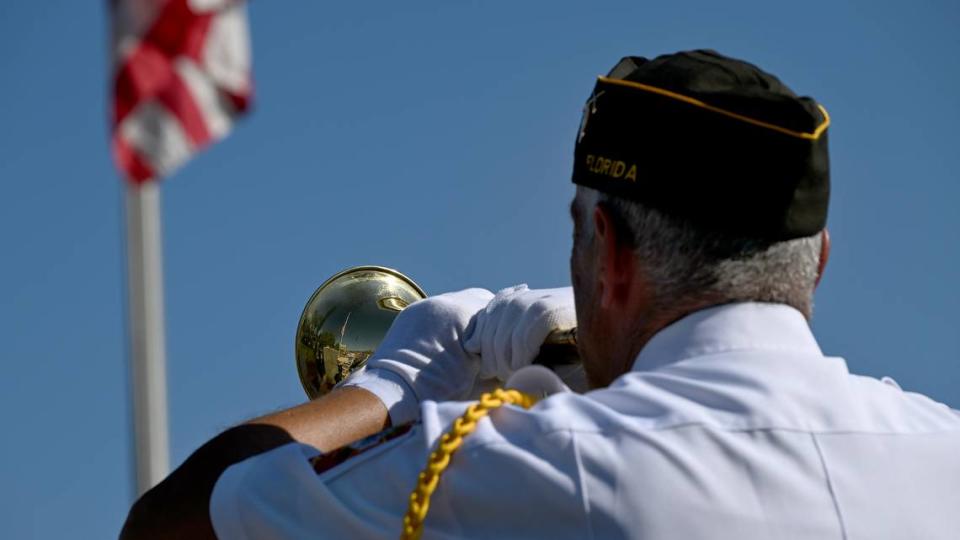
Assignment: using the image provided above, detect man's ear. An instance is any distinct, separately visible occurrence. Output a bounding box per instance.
[815,228,831,287]
[593,204,635,309]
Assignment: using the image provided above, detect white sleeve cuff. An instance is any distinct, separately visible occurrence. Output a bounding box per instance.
[339,367,421,425]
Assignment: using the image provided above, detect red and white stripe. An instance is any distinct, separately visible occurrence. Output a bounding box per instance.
[110,0,252,183]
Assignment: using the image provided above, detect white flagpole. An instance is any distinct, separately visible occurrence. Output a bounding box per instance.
[125,181,171,497]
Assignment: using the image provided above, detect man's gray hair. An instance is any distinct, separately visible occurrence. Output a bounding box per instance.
[577,186,822,318]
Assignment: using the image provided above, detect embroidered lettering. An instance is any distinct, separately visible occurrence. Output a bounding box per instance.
[585,154,638,182]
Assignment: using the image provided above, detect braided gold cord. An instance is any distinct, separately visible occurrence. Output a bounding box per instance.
[400,388,539,540]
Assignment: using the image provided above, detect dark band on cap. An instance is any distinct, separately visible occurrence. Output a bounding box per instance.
[572,50,830,240]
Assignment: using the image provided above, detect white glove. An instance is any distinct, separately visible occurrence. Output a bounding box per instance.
[505,365,571,397]
[339,287,493,425]
[463,285,576,382]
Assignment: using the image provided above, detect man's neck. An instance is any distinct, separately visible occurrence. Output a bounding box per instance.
[620,296,724,379]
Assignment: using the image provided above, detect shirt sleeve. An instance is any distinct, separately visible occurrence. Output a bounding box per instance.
[210,427,426,539]
[210,401,589,539]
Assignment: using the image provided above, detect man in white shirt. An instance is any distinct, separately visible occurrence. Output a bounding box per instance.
[121,50,960,539]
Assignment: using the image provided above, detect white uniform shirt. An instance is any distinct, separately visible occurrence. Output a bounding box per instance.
[211,303,960,539]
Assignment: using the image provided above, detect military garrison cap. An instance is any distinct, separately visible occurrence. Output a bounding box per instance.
[572,49,830,240]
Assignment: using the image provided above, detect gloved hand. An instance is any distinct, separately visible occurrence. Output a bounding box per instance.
[463,285,576,382]
[338,287,493,425]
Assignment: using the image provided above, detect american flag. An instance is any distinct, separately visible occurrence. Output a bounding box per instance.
[110,0,252,183]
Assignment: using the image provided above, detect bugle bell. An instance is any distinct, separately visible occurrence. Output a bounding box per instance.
[295,266,582,400]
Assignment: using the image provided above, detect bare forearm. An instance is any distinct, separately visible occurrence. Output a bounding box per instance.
[120,388,389,539]
[248,386,390,452]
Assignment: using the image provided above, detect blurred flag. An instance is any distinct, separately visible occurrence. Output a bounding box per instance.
[109,0,254,496]
[110,0,253,183]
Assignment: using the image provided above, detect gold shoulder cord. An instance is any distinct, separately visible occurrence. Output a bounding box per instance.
[400,388,539,540]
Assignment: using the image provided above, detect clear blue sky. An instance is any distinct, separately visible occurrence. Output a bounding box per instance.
[1,1,958,537]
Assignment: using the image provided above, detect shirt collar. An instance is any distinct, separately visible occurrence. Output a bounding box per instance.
[633,302,823,373]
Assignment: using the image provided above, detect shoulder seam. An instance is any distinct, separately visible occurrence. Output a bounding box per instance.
[809,433,849,539]
[569,430,596,540]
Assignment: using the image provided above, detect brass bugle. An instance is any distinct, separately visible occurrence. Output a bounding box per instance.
[295,266,581,400]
